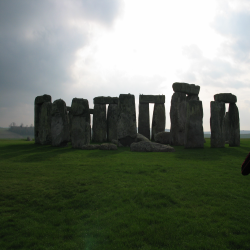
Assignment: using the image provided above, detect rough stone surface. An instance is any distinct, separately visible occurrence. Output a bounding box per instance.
[107,104,118,142]
[117,94,137,146]
[51,99,70,147]
[170,92,187,146]
[136,133,150,142]
[89,108,94,114]
[151,103,165,141]
[82,144,100,150]
[92,104,107,143]
[99,143,117,150]
[184,100,204,148]
[71,98,90,118]
[223,112,230,142]
[94,96,118,104]
[138,103,150,139]
[154,132,170,144]
[210,101,225,148]
[34,94,52,145]
[186,94,199,101]
[173,82,200,95]
[229,103,240,147]
[214,93,237,103]
[139,95,165,104]
[27,136,31,141]
[130,141,175,152]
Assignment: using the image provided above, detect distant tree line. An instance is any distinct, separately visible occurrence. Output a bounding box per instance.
[9,122,34,136]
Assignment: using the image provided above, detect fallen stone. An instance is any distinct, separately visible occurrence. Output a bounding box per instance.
[92,104,107,143]
[94,96,118,104]
[210,101,225,148]
[111,139,123,147]
[173,82,200,95]
[151,103,165,141]
[229,103,240,147]
[81,144,100,150]
[117,94,137,146]
[99,143,117,150]
[214,93,237,103]
[130,141,175,152]
[139,95,165,104]
[170,92,187,145]
[51,99,70,147]
[136,133,150,142]
[107,104,118,142]
[154,131,170,144]
[138,103,150,139]
[184,100,204,148]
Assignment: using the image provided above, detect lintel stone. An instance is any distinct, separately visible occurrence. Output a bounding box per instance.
[173,82,200,95]
[94,96,118,104]
[214,93,237,103]
[139,95,165,104]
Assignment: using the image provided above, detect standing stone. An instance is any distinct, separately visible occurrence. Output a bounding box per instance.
[71,98,90,148]
[92,104,107,142]
[117,94,137,146]
[223,111,230,142]
[51,99,70,147]
[138,103,150,140]
[107,103,118,142]
[229,103,240,147]
[210,101,225,148]
[34,94,52,145]
[151,103,166,141]
[184,100,204,148]
[170,92,187,145]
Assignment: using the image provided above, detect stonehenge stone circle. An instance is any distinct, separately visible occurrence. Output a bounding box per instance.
[34,94,52,145]
[70,98,90,148]
[184,100,204,148]
[107,103,118,142]
[92,103,107,143]
[51,99,70,147]
[170,92,187,145]
[214,93,237,103]
[138,103,150,139]
[210,101,225,148]
[229,103,240,147]
[151,103,166,141]
[117,94,137,146]
[172,82,200,95]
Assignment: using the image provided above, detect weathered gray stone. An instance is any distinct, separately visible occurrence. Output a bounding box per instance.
[223,112,230,142]
[173,82,200,95]
[89,108,94,114]
[27,136,31,141]
[34,94,52,145]
[214,93,237,103]
[94,96,118,104]
[99,143,117,150]
[170,92,187,146]
[117,94,137,146]
[151,103,165,141]
[154,132,170,144]
[130,141,175,152]
[210,101,225,148]
[186,94,199,101]
[71,98,90,118]
[107,104,118,142]
[138,103,150,139]
[229,103,240,147]
[136,133,150,142]
[51,99,70,147]
[139,95,165,104]
[92,104,107,143]
[82,144,100,150]
[184,100,204,148]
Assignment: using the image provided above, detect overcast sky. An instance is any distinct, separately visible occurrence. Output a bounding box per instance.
[1,0,250,131]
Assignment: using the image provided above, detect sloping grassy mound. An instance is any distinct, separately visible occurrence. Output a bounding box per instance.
[1,139,250,250]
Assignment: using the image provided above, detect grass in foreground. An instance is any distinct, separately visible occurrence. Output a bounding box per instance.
[0,139,250,250]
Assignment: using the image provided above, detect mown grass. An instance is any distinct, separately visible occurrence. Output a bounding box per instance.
[0,139,250,250]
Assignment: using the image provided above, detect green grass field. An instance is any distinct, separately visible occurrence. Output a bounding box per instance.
[1,139,250,250]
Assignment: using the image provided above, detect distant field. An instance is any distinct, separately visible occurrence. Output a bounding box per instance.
[0,128,34,139]
[1,139,250,249]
